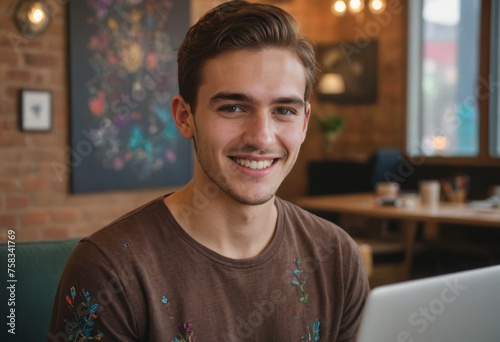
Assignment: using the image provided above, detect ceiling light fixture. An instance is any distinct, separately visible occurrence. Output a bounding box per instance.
[331,0,387,16]
[368,0,387,14]
[331,0,348,16]
[348,0,364,14]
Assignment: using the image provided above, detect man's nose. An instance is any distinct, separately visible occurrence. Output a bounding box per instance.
[242,112,276,149]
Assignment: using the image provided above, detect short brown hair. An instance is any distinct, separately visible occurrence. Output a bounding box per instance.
[177,0,317,112]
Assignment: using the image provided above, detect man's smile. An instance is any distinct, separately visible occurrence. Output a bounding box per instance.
[233,157,276,170]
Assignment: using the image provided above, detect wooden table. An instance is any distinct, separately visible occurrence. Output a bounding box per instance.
[296,193,500,280]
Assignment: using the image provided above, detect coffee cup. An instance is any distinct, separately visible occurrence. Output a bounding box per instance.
[419,180,440,207]
[376,182,400,200]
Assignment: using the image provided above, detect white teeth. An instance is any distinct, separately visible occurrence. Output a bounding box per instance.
[235,158,273,170]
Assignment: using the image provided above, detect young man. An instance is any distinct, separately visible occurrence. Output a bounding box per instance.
[49,1,369,341]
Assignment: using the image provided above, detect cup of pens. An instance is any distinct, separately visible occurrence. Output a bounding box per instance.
[441,174,469,203]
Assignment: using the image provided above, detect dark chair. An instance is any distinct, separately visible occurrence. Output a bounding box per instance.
[0,238,80,341]
[366,148,402,190]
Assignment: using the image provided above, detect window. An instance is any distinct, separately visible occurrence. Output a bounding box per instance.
[407,0,482,157]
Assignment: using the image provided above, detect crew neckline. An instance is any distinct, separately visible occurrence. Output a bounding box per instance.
[157,194,285,269]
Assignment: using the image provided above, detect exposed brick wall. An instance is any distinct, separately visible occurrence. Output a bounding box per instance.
[0,0,406,241]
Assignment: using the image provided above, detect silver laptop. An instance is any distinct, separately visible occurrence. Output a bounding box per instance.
[357,264,500,342]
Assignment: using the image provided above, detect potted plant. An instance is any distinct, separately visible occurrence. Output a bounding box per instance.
[315,113,345,158]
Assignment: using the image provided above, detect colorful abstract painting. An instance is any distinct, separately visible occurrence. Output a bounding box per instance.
[69,0,192,193]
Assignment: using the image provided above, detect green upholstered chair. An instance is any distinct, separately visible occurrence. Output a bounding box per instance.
[0,238,80,342]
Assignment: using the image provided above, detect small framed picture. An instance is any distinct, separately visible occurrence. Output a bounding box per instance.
[20,89,52,132]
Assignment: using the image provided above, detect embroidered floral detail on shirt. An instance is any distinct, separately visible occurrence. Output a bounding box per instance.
[302,319,320,342]
[64,286,104,341]
[162,294,174,320]
[294,309,300,319]
[172,320,197,342]
[291,257,308,304]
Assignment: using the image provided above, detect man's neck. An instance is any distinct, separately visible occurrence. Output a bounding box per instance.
[163,181,278,259]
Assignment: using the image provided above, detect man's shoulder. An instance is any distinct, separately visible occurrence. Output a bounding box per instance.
[84,195,169,246]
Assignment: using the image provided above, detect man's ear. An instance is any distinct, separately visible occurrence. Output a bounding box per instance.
[301,102,312,143]
[171,95,194,139]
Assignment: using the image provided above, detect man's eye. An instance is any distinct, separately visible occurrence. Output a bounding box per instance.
[274,107,296,115]
[220,105,243,112]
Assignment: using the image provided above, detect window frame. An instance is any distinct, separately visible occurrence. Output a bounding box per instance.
[404,0,500,166]
[490,0,500,157]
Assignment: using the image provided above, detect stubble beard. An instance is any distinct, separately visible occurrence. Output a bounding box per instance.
[192,131,281,206]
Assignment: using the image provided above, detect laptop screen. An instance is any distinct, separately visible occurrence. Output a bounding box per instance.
[357,265,500,342]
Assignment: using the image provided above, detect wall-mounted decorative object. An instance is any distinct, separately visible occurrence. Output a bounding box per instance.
[68,0,192,193]
[14,0,51,37]
[316,40,378,103]
[19,89,52,132]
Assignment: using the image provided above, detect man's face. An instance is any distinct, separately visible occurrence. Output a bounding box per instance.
[188,48,310,205]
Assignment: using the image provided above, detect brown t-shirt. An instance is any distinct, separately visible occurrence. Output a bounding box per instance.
[48,196,369,342]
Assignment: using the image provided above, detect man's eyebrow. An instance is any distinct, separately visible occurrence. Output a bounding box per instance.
[209,92,257,104]
[272,96,305,107]
[209,92,305,107]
